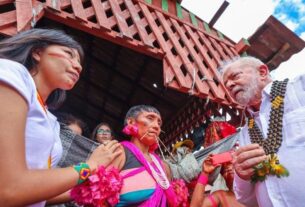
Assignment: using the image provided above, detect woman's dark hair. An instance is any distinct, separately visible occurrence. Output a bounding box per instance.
[0,28,84,109]
[55,112,88,136]
[91,122,113,141]
[124,105,161,125]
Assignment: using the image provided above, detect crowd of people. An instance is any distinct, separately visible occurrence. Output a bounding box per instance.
[0,28,304,207]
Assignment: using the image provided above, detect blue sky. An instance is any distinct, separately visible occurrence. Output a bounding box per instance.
[182,0,305,79]
[274,0,305,38]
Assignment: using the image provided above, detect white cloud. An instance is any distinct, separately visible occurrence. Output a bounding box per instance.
[182,0,305,80]
[290,0,302,4]
[271,48,305,80]
[181,0,224,22]
[183,0,278,42]
[284,20,299,31]
[300,16,305,23]
[276,13,288,22]
[298,3,305,13]
[301,31,305,40]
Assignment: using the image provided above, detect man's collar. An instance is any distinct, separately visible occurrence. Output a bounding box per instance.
[247,107,260,117]
[262,81,273,97]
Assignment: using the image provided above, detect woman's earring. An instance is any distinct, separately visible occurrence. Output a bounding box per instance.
[122,124,138,137]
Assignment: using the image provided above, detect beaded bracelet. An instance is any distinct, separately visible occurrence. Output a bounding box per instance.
[197,173,208,185]
[73,162,91,184]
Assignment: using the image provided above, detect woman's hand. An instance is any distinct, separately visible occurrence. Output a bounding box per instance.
[86,140,123,171]
[202,154,217,175]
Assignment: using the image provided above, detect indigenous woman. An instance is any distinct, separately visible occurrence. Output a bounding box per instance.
[112,105,181,207]
[0,29,122,206]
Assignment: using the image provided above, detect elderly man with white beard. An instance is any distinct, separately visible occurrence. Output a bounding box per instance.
[220,56,305,207]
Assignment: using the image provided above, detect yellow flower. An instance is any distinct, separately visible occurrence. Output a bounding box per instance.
[273,165,285,175]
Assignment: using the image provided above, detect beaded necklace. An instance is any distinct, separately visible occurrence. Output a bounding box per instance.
[147,154,170,189]
[247,79,289,183]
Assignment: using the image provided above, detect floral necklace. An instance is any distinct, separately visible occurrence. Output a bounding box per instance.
[247,79,289,183]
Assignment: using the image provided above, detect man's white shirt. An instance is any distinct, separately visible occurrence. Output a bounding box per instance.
[234,74,305,207]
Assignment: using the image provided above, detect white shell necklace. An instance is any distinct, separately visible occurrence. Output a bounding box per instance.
[147,153,170,189]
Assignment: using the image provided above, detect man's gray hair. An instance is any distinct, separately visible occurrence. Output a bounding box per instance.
[124,105,161,125]
[218,56,265,76]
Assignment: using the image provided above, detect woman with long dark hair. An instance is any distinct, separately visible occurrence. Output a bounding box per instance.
[0,29,122,206]
[91,122,114,144]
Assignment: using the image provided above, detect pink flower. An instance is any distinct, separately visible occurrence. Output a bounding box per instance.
[122,124,139,137]
[71,166,123,207]
[171,179,189,207]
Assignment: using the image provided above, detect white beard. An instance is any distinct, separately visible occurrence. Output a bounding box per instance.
[235,77,259,106]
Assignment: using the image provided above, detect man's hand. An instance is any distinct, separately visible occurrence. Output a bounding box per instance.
[233,144,267,180]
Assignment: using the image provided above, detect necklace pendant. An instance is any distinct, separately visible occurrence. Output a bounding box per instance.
[251,154,289,184]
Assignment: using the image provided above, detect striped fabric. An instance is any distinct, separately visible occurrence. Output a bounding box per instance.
[116,149,157,207]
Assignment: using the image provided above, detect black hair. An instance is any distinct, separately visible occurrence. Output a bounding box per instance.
[91,122,113,141]
[0,28,84,109]
[55,112,88,135]
[124,105,161,125]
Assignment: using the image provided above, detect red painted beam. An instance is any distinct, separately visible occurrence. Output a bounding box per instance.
[91,0,111,31]
[46,0,61,12]
[15,0,33,32]
[0,0,14,6]
[71,0,88,22]
[0,10,16,29]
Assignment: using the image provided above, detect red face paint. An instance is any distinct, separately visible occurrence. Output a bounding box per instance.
[47,52,74,65]
[47,52,81,75]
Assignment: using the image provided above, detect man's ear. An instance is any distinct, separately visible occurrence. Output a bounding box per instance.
[258,64,269,78]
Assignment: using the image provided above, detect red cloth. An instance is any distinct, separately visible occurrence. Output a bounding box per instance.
[203,122,236,148]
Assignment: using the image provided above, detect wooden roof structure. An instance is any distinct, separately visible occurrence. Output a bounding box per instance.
[0,0,302,148]
[0,0,241,104]
[247,15,305,71]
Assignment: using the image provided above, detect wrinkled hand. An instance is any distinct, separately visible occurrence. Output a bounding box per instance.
[233,144,267,180]
[87,140,123,171]
[202,154,217,174]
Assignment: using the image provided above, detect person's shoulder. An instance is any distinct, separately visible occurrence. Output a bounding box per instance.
[289,73,305,84]
[0,58,34,104]
[0,58,31,81]
[111,143,126,170]
[0,58,27,71]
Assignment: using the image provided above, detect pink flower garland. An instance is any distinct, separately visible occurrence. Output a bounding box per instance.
[71,166,123,207]
[123,124,159,152]
[122,124,138,137]
[171,179,189,207]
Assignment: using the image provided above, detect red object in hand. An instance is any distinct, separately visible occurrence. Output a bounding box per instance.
[211,152,233,166]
